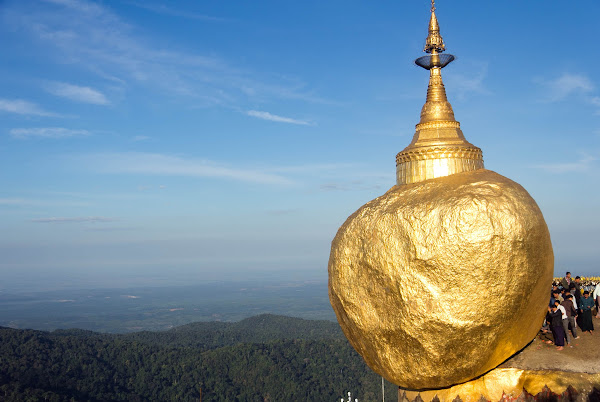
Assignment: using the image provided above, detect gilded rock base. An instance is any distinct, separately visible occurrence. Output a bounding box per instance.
[328,169,554,389]
[399,368,600,402]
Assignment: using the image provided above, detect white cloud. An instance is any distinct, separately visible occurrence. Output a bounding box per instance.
[246,110,312,125]
[539,73,594,102]
[319,181,383,192]
[132,135,150,141]
[534,73,600,113]
[0,198,31,206]
[535,154,597,173]
[43,0,104,14]
[589,97,600,115]
[446,62,490,99]
[0,197,90,207]
[45,82,109,105]
[31,216,116,223]
[270,163,356,173]
[80,152,292,185]
[9,127,90,139]
[84,226,137,232]
[127,2,227,22]
[0,98,58,116]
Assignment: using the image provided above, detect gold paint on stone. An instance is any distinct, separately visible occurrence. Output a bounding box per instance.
[400,369,600,402]
[328,170,554,389]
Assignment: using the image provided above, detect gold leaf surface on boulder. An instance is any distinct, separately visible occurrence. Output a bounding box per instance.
[328,169,553,389]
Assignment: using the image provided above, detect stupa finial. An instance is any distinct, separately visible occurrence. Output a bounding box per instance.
[424,0,445,54]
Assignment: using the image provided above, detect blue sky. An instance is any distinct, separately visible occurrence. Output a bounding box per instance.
[1,0,598,290]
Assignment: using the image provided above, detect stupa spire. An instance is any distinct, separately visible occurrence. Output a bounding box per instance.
[395,1,484,185]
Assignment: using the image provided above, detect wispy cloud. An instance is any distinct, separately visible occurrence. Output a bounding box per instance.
[44,0,104,13]
[547,73,592,101]
[0,197,90,207]
[266,209,299,216]
[127,2,227,22]
[0,98,58,116]
[246,110,312,125]
[0,198,31,206]
[132,135,150,141]
[533,73,600,114]
[319,181,383,192]
[446,62,490,99]
[31,216,116,223]
[76,154,373,187]
[535,154,597,173]
[84,226,137,232]
[45,81,109,105]
[591,97,600,107]
[79,152,292,185]
[270,163,357,174]
[7,0,328,107]
[534,73,600,107]
[9,127,90,139]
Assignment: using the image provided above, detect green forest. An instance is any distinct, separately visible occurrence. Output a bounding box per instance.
[0,314,397,401]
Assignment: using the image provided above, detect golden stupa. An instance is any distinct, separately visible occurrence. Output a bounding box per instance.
[328,0,558,396]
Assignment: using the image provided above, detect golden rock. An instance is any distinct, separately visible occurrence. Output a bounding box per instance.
[328,169,554,389]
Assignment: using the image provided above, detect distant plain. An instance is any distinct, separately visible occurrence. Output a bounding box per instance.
[0,280,335,333]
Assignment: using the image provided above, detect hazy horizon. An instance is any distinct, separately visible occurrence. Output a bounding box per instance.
[0,264,328,293]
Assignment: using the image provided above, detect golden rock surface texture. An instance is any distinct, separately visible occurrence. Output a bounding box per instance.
[328,169,554,389]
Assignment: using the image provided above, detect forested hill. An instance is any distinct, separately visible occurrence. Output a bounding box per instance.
[119,314,345,349]
[0,314,396,401]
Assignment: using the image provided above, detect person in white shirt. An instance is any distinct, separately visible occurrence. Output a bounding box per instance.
[570,290,578,310]
[554,300,570,345]
[593,283,600,318]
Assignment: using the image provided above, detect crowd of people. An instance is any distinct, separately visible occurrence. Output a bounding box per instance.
[545,272,599,350]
